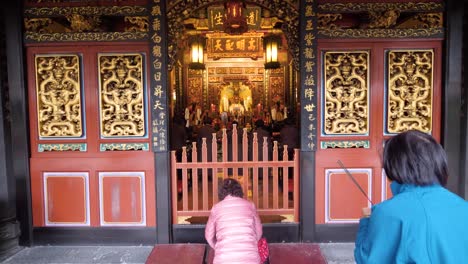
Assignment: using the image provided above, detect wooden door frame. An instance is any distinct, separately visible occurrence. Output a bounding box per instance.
[444,0,466,197]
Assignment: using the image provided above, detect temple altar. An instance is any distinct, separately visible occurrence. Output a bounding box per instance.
[219,81,253,116]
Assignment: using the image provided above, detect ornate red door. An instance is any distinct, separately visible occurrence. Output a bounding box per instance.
[315,39,442,224]
[27,43,156,228]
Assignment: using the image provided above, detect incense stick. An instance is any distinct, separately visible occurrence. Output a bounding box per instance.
[337,160,374,206]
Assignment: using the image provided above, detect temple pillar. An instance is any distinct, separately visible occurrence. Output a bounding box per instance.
[0,7,21,260]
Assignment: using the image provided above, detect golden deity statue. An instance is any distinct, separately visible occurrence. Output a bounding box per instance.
[218,81,252,116]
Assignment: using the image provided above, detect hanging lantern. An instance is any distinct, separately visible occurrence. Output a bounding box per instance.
[264,35,281,69]
[224,0,248,34]
[189,36,205,70]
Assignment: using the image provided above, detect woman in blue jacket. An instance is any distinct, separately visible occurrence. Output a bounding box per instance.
[355,130,468,263]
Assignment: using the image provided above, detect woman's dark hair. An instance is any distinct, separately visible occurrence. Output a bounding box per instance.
[219,178,244,200]
[383,130,448,186]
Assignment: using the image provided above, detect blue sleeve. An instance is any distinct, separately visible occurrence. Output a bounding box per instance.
[354,206,404,264]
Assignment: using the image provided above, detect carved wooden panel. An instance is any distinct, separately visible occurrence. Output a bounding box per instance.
[98,53,146,137]
[323,51,369,135]
[270,76,285,102]
[35,54,83,138]
[387,50,433,133]
[187,76,204,104]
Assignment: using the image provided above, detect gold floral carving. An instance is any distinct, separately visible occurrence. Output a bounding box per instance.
[387,50,433,133]
[317,14,342,29]
[416,13,443,28]
[318,28,443,38]
[396,13,443,29]
[25,32,148,42]
[368,10,400,29]
[324,52,369,135]
[124,16,149,32]
[66,14,101,32]
[24,6,147,16]
[318,2,443,12]
[24,18,53,33]
[35,55,83,137]
[270,76,285,100]
[187,77,203,104]
[99,54,145,137]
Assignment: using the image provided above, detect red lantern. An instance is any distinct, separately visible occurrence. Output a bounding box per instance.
[224,0,248,34]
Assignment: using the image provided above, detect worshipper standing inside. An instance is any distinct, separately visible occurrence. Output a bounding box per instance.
[279,117,299,160]
[170,114,187,162]
[205,178,263,264]
[184,103,192,128]
[251,119,272,161]
[196,116,216,162]
[354,130,468,263]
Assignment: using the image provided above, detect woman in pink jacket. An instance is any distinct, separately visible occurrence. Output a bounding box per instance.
[205,178,263,264]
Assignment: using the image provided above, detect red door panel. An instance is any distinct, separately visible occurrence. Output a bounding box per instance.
[27,43,156,227]
[315,40,442,224]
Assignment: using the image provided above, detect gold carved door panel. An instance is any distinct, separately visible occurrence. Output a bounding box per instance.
[315,40,442,224]
[27,44,156,228]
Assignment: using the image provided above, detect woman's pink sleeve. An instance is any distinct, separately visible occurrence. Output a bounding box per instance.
[205,210,216,248]
[253,203,263,240]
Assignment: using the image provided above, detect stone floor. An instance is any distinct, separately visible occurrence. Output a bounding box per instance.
[0,243,355,264]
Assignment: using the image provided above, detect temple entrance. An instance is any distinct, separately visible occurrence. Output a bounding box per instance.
[16,0,450,245]
[167,2,300,228]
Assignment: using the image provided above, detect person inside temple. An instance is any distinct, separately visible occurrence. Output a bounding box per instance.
[280,116,299,160]
[250,119,272,162]
[195,103,202,126]
[197,116,216,162]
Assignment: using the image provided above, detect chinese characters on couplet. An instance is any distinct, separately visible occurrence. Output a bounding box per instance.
[150,0,167,151]
[301,1,318,151]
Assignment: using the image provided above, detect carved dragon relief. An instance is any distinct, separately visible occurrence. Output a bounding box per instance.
[317,2,443,38]
[324,52,369,135]
[387,50,433,133]
[35,55,83,137]
[24,6,149,41]
[99,54,146,137]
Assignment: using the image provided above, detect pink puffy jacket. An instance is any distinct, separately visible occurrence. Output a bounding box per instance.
[205,195,263,264]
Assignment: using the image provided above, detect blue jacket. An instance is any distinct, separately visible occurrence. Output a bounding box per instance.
[355,182,468,263]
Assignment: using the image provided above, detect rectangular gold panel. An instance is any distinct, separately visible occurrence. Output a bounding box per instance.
[387,50,433,133]
[98,53,146,137]
[35,54,83,138]
[207,6,261,31]
[323,51,369,135]
[206,33,263,59]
